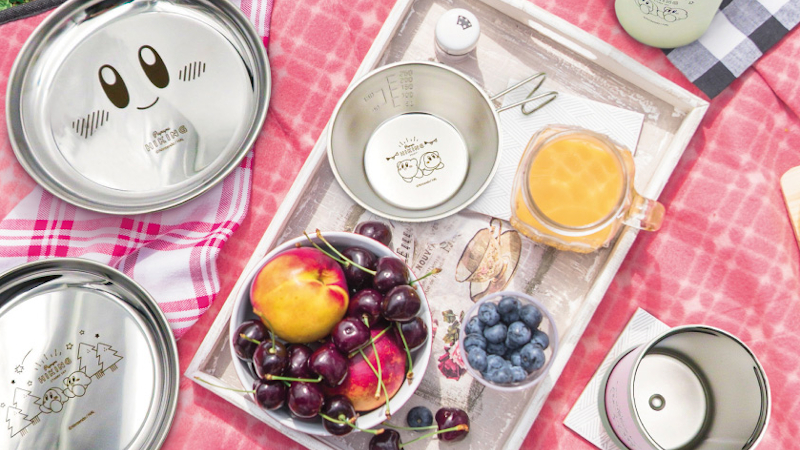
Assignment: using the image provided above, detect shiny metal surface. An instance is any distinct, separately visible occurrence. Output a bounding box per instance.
[600,326,771,450]
[328,61,501,222]
[7,0,270,214]
[0,259,179,450]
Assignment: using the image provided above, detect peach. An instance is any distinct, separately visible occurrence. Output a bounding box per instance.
[250,247,348,343]
[326,328,406,412]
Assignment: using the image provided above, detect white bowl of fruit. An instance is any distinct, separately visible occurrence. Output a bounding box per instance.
[229,227,433,436]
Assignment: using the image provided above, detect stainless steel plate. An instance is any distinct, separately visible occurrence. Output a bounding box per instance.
[7,0,270,214]
[0,258,179,450]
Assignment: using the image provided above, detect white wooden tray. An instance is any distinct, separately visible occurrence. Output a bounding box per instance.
[186,0,708,448]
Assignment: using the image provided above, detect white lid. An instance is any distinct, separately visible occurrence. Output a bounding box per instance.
[434,9,480,56]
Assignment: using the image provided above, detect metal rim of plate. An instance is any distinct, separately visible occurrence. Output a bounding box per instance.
[0,258,179,450]
[6,0,270,215]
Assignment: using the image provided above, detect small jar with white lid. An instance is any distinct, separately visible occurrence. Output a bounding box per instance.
[434,8,481,62]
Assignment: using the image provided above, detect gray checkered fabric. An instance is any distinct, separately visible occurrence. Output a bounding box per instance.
[665,0,800,97]
[0,0,66,26]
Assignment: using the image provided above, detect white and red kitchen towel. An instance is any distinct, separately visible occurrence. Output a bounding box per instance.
[0,0,273,339]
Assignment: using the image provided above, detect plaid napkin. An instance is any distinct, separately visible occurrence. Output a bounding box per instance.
[665,0,800,98]
[0,0,273,339]
[0,0,64,26]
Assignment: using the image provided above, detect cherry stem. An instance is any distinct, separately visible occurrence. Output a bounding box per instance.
[382,422,438,432]
[371,336,383,398]
[265,374,323,383]
[303,231,349,266]
[318,413,384,435]
[399,424,469,448]
[394,323,414,383]
[193,376,254,394]
[409,268,441,285]
[313,229,377,276]
[239,333,260,345]
[347,326,391,359]
[357,347,392,418]
[253,310,278,346]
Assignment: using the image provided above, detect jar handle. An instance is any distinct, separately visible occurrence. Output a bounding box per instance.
[623,194,665,231]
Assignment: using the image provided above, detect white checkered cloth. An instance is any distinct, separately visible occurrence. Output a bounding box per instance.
[666,0,800,97]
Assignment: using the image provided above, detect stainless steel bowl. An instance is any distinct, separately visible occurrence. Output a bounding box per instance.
[327,61,502,222]
[6,0,270,214]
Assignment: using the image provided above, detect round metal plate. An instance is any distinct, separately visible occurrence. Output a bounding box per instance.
[6,0,270,214]
[0,258,179,450]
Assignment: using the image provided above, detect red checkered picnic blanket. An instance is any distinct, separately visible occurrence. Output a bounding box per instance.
[0,0,272,339]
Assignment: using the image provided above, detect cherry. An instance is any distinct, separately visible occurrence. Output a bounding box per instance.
[373,257,409,293]
[341,246,377,291]
[381,285,421,322]
[355,221,393,247]
[309,342,348,387]
[435,407,470,442]
[287,382,324,419]
[232,320,269,362]
[286,344,314,379]
[253,379,286,411]
[321,395,357,436]
[331,317,371,354]
[348,288,384,327]
[394,317,428,351]
[369,429,402,450]
[252,339,288,379]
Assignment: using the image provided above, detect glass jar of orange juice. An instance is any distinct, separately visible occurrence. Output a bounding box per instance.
[510,126,664,253]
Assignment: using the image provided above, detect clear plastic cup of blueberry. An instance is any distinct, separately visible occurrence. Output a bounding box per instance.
[459,291,558,391]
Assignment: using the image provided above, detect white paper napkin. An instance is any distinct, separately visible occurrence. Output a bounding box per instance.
[467,87,645,220]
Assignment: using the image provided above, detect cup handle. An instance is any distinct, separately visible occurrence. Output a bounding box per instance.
[623,194,665,231]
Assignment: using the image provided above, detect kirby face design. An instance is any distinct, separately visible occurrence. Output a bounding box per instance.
[397,158,421,182]
[397,151,446,182]
[63,370,92,398]
[48,13,255,192]
[635,0,687,21]
[39,388,67,414]
[98,45,170,111]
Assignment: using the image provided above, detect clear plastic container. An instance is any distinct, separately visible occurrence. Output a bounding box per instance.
[458,291,558,392]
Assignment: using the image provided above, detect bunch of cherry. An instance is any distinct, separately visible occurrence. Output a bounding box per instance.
[230,222,433,437]
[368,405,470,449]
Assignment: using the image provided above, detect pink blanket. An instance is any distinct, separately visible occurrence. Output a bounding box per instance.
[1,0,798,449]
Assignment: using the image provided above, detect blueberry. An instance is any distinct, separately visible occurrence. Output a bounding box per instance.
[510,366,528,383]
[519,343,546,373]
[507,349,522,367]
[519,304,543,330]
[483,323,507,344]
[477,302,500,326]
[463,333,487,351]
[466,347,488,372]
[531,329,550,350]
[486,367,513,384]
[464,316,484,335]
[501,309,521,325]
[486,342,507,355]
[497,296,520,316]
[406,406,433,428]
[486,354,505,373]
[506,321,532,348]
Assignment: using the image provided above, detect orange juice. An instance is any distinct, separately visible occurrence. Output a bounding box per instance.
[509,127,663,253]
[526,137,624,227]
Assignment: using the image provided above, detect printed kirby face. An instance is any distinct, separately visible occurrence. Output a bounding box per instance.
[47,13,256,192]
[397,158,420,182]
